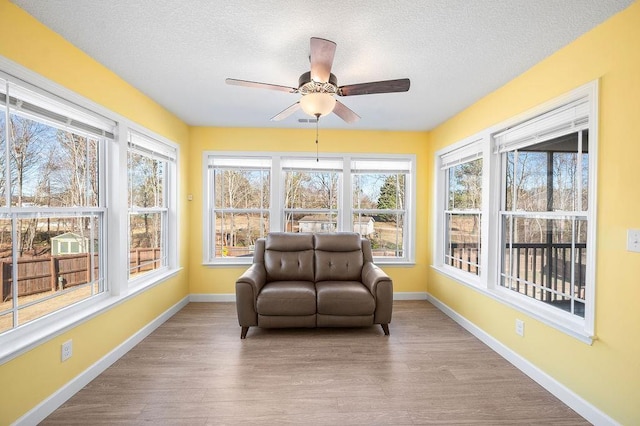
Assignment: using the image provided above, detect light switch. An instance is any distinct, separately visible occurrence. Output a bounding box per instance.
[627,229,640,253]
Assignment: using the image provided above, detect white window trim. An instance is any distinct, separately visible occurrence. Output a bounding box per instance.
[0,55,182,365]
[433,80,598,344]
[434,136,485,282]
[203,151,416,266]
[126,129,179,286]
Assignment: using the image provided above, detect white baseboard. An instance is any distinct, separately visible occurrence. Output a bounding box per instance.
[426,294,619,426]
[393,292,428,300]
[189,293,236,302]
[189,292,428,303]
[14,296,190,426]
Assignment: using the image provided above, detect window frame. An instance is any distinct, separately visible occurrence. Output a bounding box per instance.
[203,152,416,265]
[351,158,413,261]
[435,138,484,283]
[204,155,271,265]
[0,73,111,337]
[126,130,178,285]
[433,80,598,343]
[0,56,181,365]
[282,157,342,235]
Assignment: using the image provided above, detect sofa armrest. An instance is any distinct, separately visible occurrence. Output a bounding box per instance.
[362,262,391,294]
[235,263,267,327]
[236,263,267,294]
[362,262,393,325]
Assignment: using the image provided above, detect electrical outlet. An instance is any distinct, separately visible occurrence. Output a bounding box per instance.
[627,229,640,253]
[515,319,525,337]
[61,339,73,362]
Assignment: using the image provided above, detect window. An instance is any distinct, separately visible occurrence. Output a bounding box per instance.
[283,158,341,233]
[207,157,270,260]
[205,153,415,264]
[496,98,591,320]
[0,60,180,362]
[352,159,411,258]
[0,77,112,334]
[440,143,483,275]
[127,131,176,281]
[433,81,597,342]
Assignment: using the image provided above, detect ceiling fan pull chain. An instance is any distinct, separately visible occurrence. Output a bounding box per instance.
[315,114,320,162]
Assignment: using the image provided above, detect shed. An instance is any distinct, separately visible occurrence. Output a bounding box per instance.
[50,232,90,255]
[353,216,375,236]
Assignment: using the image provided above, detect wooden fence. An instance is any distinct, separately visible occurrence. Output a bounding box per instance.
[1,248,161,302]
[129,248,162,274]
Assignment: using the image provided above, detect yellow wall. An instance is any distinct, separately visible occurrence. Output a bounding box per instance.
[428,2,640,424]
[0,2,190,424]
[2,0,639,423]
[187,127,430,295]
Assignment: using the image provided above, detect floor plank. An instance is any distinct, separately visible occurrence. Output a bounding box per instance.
[42,301,589,425]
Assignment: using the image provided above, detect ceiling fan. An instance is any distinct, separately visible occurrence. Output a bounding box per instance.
[226,37,410,124]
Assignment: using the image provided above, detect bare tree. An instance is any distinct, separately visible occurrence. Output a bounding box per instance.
[128,152,163,249]
[9,116,49,206]
[9,116,50,255]
[53,131,99,238]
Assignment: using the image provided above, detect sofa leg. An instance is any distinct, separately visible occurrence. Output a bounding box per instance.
[240,326,249,339]
[381,324,390,336]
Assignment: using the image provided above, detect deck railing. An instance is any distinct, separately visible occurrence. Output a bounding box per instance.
[448,242,587,303]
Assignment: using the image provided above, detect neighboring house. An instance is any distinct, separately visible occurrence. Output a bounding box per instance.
[298,215,375,235]
[298,215,337,233]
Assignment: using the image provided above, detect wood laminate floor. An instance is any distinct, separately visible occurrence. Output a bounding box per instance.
[42,301,589,425]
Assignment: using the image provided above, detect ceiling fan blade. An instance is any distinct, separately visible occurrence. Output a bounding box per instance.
[310,37,336,83]
[270,102,301,121]
[226,78,297,93]
[332,100,360,124]
[338,78,410,96]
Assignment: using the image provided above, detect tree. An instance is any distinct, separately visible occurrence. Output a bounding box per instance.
[450,159,482,239]
[9,115,50,255]
[9,115,49,206]
[376,174,404,222]
[129,152,163,249]
[53,131,99,241]
[215,169,258,250]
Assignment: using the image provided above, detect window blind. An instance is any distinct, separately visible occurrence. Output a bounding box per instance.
[129,131,177,162]
[281,157,343,172]
[351,158,412,173]
[494,97,589,154]
[1,80,116,140]
[440,139,483,170]
[208,156,271,170]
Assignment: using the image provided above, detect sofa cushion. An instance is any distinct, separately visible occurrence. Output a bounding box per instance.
[314,233,363,282]
[264,233,315,282]
[316,281,375,316]
[266,232,314,251]
[315,250,363,282]
[314,232,361,251]
[257,281,316,316]
[265,249,315,282]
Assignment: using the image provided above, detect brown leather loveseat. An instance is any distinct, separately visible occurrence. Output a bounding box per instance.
[235,232,393,339]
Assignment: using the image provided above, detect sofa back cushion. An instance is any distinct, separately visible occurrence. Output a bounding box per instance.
[264,233,315,282]
[314,233,363,282]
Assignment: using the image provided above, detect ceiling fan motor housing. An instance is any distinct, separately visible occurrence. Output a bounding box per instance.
[298,71,338,95]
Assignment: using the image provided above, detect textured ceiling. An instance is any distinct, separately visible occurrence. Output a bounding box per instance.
[11,0,634,131]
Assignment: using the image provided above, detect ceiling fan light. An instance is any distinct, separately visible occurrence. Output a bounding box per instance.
[300,93,336,117]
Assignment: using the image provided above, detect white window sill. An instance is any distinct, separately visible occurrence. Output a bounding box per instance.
[0,267,182,366]
[431,264,594,345]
